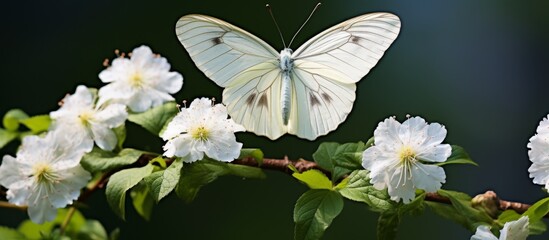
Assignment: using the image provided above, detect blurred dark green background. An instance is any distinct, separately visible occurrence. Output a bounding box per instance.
[1,0,549,239]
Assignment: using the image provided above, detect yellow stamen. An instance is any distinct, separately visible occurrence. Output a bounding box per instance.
[191,126,209,141]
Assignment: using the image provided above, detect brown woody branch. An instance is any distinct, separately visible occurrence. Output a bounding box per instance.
[1,153,537,218]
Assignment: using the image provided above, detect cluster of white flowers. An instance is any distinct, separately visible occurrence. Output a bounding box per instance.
[0,45,184,224]
[362,116,451,203]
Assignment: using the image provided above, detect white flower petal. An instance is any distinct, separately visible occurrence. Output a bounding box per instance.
[387,167,416,203]
[373,117,402,148]
[398,116,428,147]
[411,164,445,192]
[27,195,57,224]
[417,144,452,163]
[90,124,118,151]
[500,216,529,240]
[94,103,127,128]
[470,225,498,240]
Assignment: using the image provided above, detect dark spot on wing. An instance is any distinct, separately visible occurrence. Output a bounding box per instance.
[310,93,320,107]
[350,36,360,43]
[321,93,332,103]
[246,93,256,106]
[257,94,268,108]
[212,37,223,45]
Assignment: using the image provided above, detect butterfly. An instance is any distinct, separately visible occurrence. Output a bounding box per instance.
[175,11,400,140]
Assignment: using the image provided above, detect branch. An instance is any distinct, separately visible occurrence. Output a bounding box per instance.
[74,153,540,219]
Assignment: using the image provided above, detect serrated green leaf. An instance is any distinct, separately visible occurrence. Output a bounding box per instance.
[145,158,183,202]
[130,182,155,221]
[175,159,265,203]
[239,148,264,166]
[3,109,28,131]
[338,170,393,211]
[437,145,477,166]
[18,208,86,239]
[0,128,18,149]
[292,169,332,189]
[128,102,179,136]
[294,189,343,240]
[81,148,146,173]
[19,115,51,133]
[377,211,400,240]
[312,142,367,182]
[433,189,493,231]
[76,220,108,240]
[0,226,26,240]
[106,164,154,220]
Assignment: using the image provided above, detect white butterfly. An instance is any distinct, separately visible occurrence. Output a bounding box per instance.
[175,12,400,140]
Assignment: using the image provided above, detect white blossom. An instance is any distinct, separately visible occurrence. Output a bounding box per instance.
[0,131,91,224]
[161,98,245,162]
[98,45,183,112]
[527,114,549,189]
[362,116,451,203]
[50,85,127,152]
[471,216,529,240]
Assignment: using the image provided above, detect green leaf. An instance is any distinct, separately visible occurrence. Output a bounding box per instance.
[81,148,146,173]
[377,211,400,240]
[338,170,393,211]
[112,124,126,150]
[3,109,28,131]
[130,182,155,221]
[0,128,18,149]
[76,220,108,240]
[0,226,26,240]
[145,158,184,202]
[292,169,332,189]
[437,145,477,166]
[109,228,120,240]
[430,189,493,231]
[106,164,154,220]
[175,159,265,203]
[523,196,549,222]
[312,142,367,182]
[293,189,344,240]
[18,208,86,239]
[128,102,179,136]
[19,115,51,133]
[398,192,426,216]
[239,148,264,166]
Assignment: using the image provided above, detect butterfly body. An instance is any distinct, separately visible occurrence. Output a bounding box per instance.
[176,13,400,140]
[279,48,294,125]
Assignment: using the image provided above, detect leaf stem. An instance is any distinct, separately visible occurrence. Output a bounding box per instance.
[59,206,77,236]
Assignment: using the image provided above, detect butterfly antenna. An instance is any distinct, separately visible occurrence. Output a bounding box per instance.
[266,4,287,48]
[288,2,321,48]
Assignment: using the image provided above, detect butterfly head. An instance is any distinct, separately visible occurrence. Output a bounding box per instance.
[279,48,294,72]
